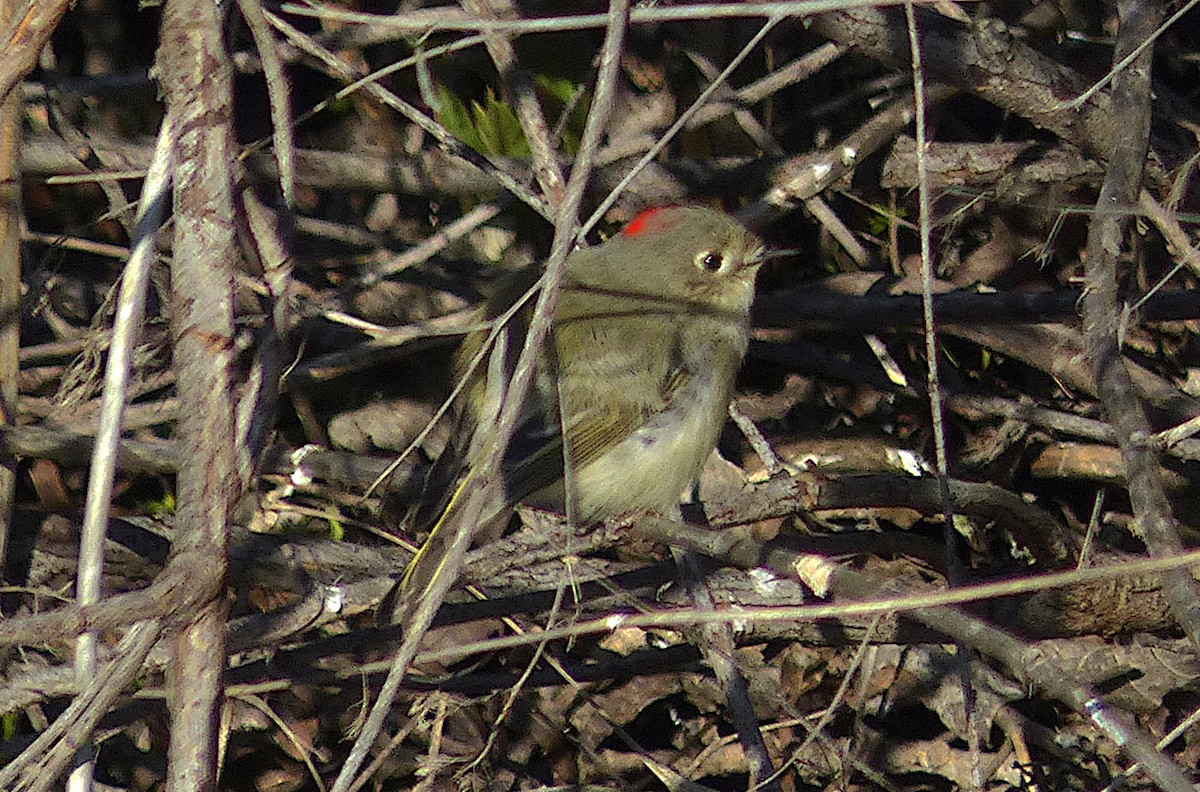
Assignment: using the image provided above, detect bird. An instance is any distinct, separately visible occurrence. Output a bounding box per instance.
[385,204,766,626]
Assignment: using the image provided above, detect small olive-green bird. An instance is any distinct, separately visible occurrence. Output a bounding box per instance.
[386,205,765,626]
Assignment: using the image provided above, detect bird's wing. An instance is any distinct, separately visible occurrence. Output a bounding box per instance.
[502,367,693,503]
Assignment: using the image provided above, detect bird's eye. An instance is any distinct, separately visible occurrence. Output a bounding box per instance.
[696,250,724,273]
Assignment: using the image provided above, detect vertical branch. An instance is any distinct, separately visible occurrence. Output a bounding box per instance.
[1079,0,1200,646]
[235,0,296,207]
[236,187,293,482]
[903,10,983,786]
[157,0,242,787]
[71,120,174,792]
[0,0,23,583]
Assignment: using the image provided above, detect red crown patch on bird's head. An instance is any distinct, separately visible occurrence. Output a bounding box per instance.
[621,205,681,238]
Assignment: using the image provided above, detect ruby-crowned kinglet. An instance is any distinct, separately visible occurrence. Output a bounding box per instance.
[388,205,765,622]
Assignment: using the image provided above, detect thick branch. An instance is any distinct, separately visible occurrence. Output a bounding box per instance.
[158,0,242,787]
[1077,2,1200,649]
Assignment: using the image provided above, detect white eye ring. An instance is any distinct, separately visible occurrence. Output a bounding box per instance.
[695,250,725,273]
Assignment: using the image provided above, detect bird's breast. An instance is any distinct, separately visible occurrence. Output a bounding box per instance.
[566,358,735,522]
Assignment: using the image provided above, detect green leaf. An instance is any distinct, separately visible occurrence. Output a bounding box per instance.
[482,89,530,157]
[435,84,531,158]
[146,491,175,516]
[867,204,907,237]
[436,85,485,153]
[472,96,502,155]
[535,74,589,154]
[1,712,17,742]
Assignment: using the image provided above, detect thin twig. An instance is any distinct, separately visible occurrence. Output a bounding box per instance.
[331,4,632,790]
[586,14,783,229]
[264,9,553,221]
[284,1,922,35]
[0,620,162,792]
[463,0,566,205]
[70,113,173,792]
[0,0,72,103]
[905,9,979,788]
[236,0,296,206]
